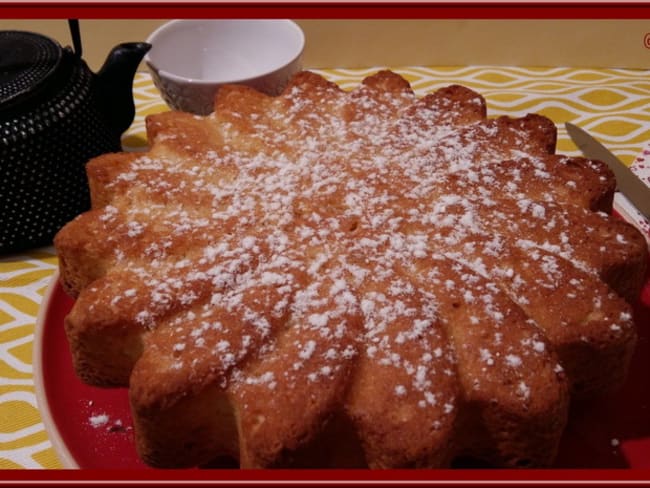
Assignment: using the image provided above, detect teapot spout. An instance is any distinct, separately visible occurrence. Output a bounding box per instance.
[95,42,151,137]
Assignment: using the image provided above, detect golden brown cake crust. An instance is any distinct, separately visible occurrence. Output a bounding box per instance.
[54,70,647,469]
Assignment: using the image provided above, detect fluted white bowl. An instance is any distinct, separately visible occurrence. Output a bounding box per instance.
[145,19,305,115]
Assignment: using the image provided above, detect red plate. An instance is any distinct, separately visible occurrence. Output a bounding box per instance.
[34,272,650,470]
[34,273,149,469]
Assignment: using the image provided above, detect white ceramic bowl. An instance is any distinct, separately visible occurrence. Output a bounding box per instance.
[145,19,305,115]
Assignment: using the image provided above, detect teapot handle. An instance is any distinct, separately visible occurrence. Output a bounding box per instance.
[68,19,82,57]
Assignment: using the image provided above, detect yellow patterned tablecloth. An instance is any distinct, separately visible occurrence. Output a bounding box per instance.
[2,67,650,469]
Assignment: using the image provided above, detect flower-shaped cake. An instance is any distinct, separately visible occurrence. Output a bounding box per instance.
[55,71,647,468]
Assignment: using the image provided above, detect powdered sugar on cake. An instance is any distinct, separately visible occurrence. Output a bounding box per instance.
[55,70,646,468]
[94,69,634,415]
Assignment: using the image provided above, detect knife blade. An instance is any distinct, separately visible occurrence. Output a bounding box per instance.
[565,122,650,219]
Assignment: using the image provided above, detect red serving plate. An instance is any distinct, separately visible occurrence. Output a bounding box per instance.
[34,271,650,470]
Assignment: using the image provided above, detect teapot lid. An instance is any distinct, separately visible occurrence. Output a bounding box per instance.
[0,30,62,109]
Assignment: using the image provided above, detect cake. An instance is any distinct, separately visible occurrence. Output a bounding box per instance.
[54,70,648,468]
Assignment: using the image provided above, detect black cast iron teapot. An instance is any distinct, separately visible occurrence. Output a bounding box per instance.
[0,20,150,254]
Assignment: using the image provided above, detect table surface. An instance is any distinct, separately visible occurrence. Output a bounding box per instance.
[2,66,650,470]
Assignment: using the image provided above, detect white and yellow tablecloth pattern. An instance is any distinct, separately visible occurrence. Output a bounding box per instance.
[2,66,650,469]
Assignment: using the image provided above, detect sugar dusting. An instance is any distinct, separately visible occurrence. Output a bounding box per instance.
[77,71,637,458]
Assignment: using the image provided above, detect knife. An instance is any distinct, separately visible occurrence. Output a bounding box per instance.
[565,122,650,219]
